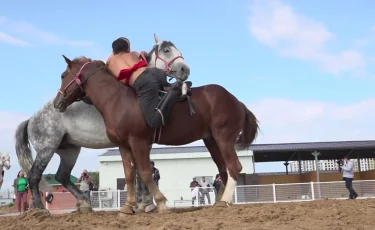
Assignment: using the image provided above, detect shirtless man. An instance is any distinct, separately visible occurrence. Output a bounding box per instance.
[106,37,183,129]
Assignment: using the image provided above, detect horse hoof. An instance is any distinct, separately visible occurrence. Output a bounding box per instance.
[214,201,230,207]
[119,206,135,215]
[145,204,157,213]
[79,206,93,213]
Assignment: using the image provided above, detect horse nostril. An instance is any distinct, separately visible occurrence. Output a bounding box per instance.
[181,66,190,75]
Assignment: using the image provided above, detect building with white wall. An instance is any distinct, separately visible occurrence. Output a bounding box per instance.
[98,146,254,203]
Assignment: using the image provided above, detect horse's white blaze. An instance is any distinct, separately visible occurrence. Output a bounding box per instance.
[221,168,237,203]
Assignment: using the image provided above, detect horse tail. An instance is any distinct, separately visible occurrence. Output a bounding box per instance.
[15,120,33,174]
[236,103,259,151]
[15,119,50,192]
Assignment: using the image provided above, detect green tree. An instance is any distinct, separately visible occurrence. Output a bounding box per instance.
[88,171,99,185]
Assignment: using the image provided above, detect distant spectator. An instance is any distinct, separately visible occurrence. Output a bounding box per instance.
[341,156,358,199]
[46,190,54,204]
[213,174,222,196]
[191,181,200,206]
[189,178,198,191]
[77,169,92,204]
[13,170,28,214]
[150,161,160,186]
[199,176,211,205]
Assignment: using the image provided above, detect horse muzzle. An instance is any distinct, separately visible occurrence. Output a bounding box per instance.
[3,161,10,170]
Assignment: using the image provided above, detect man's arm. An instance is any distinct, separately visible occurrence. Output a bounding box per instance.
[341,161,354,171]
[87,176,92,183]
[77,175,82,183]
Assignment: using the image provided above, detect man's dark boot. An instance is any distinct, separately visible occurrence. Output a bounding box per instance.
[155,80,183,126]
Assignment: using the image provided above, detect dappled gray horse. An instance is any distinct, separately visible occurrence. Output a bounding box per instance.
[0,152,11,190]
[14,34,187,213]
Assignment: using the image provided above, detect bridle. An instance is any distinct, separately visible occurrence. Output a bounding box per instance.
[58,62,103,101]
[151,44,184,73]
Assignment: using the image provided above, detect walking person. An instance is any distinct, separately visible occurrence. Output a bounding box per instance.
[77,169,92,204]
[213,174,222,200]
[13,170,28,214]
[340,156,358,199]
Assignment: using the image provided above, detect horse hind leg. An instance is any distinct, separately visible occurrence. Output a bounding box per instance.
[135,170,156,213]
[27,149,55,210]
[203,137,228,203]
[55,146,92,213]
[211,130,243,206]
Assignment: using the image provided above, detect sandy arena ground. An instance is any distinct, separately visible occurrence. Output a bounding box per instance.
[1,199,374,230]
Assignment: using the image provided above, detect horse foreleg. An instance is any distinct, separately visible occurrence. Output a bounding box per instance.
[118,146,137,215]
[130,141,168,214]
[28,149,55,210]
[56,146,92,213]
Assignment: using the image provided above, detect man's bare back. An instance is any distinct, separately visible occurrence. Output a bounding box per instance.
[106,51,148,86]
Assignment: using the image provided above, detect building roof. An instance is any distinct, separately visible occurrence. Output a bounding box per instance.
[42,174,78,185]
[99,140,375,163]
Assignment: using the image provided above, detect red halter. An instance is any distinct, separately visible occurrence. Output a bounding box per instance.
[58,62,91,96]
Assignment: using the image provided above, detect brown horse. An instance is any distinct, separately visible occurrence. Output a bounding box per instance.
[53,55,259,214]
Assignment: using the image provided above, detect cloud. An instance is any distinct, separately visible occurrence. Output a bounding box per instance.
[0,16,94,47]
[248,0,365,75]
[248,98,375,144]
[0,32,32,47]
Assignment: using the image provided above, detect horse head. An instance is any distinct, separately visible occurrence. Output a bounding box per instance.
[53,56,105,112]
[0,152,11,189]
[0,152,11,170]
[147,34,190,81]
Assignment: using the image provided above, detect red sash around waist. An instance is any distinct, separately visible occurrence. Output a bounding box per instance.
[117,60,148,85]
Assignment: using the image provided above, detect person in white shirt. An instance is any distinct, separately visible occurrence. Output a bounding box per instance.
[340,156,358,199]
[191,181,200,206]
[199,176,211,204]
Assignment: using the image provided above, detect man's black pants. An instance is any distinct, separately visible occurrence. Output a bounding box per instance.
[343,177,358,199]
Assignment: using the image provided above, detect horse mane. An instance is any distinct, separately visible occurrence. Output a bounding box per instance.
[72,56,92,63]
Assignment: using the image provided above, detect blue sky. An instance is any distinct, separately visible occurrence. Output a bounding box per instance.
[1,0,375,189]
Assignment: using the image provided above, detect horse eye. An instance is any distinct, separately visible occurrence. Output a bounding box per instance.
[163,48,170,53]
[61,74,64,79]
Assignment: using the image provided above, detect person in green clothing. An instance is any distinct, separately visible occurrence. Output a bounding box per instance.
[13,170,29,214]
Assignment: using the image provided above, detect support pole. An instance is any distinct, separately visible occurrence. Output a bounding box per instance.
[283,162,289,175]
[298,152,302,174]
[312,150,321,199]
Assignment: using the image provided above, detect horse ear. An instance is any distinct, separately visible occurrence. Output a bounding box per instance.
[62,55,72,68]
[154,33,161,44]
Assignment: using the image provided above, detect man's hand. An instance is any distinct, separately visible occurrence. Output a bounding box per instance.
[139,51,148,61]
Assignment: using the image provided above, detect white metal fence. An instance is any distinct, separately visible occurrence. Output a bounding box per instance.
[42,180,375,212]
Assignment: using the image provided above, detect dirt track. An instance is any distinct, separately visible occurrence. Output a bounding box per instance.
[1,199,374,230]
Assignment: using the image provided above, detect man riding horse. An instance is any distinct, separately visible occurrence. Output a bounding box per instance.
[106,37,189,129]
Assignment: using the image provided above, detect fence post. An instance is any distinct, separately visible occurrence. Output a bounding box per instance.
[234,187,238,204]
[99,191,102,209]
[45,191,49,210]
[117,190,121,208]
[310,181,315,200]
[272,183,276,203]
